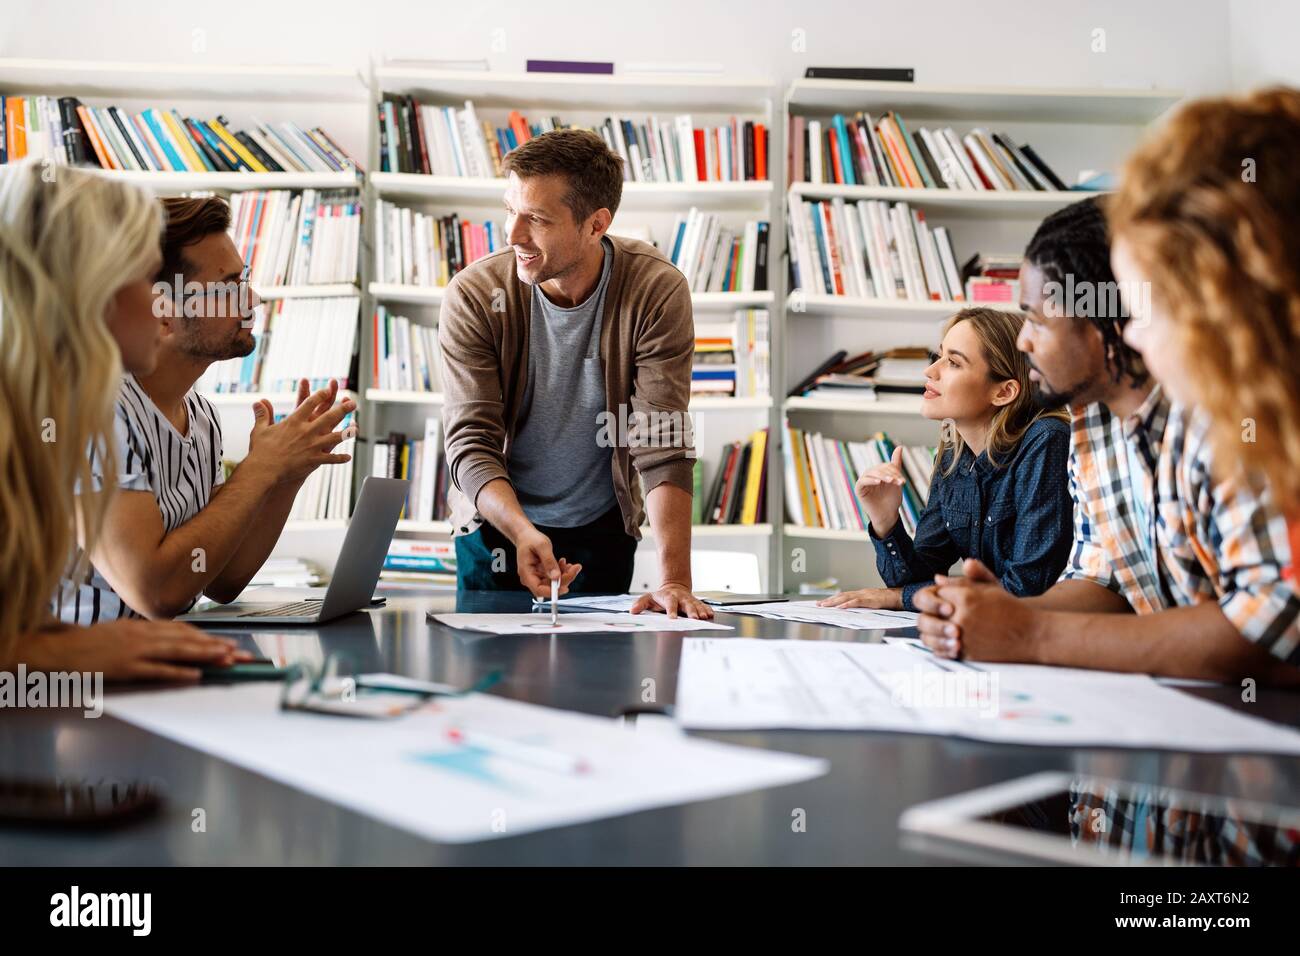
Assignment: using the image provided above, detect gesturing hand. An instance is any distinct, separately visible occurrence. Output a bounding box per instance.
[855,446,907,536]
[244,379,355,486]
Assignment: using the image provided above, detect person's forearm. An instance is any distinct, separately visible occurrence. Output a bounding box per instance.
[98,464,276,618]
[204,480,302,603]
[1021,578,1135,614]
[474,478,536,545]
[1028,601,1300,684]
[646,483,693,588]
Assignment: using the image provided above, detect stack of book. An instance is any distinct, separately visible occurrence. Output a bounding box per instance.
[960,252,1024,304]
[668,210,769,292]
[0,95,359,173]
[374,201,504,286]
[198,296,360,394]
[371,306,441,393]
[372,418,449,524]
[693,309,770,399]
[230,189,361,287]
[697,430,770,525]
[791,347,932,402]
[288,434,356,521]
[381,539,457,589]
[788,197,963,301]
[244,557,325,588]
[376,96,769,182]
[789,111,1068,191]
[783,426,936,537]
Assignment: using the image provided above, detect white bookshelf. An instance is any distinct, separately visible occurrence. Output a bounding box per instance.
[777,77,1181,592]
[364,65,780,589]
[255,283,359,301]
[370,282,774,310]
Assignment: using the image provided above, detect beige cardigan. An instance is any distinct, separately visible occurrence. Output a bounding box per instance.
[437,234,696,539]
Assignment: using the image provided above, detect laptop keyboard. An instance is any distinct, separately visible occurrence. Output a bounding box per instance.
[238,600,323,618]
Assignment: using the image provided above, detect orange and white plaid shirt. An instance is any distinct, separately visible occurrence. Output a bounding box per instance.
[1063,386,1300,665]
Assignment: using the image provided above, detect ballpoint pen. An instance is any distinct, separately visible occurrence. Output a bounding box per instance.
[551,577,559,626]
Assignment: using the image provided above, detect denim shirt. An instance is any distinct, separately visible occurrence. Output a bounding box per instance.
[871,416,1074,610]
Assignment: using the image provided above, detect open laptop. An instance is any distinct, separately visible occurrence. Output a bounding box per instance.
[181,477,409,625]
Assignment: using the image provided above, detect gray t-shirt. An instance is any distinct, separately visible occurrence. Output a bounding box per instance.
[509,238,617,527]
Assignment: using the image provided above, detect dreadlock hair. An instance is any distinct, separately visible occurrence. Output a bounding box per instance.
[1023,196,1147,388]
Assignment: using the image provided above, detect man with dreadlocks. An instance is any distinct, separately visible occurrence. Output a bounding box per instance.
[911,197,1300,686]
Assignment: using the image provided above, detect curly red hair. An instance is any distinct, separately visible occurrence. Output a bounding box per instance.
[1108,87,1300,510]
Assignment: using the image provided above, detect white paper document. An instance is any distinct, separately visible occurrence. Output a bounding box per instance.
[106,684,825,843]
[722,601,920,631]
[431,611,733,634]
[676,638,1300,754]
[554,594,642,612]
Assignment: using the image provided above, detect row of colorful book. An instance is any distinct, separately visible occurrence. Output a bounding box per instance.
[376,95,768,182]
[693,309,770,399]
[790,111,1069,191]
[783,426,936,537]
[0,94,358,173]
[372,418,450,524]
[668,210,770,293]
[230,189,361,287]
[374,202,504,287]
[197,297,360,394]
[695,430,770,526]
[372,307,441,393]
[788,198,963,301]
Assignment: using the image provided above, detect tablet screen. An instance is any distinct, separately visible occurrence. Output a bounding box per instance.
[977,779,1299,867]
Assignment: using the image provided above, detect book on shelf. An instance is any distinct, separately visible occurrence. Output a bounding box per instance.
[693,308,770,398]
[789,110,1066,192]
[0,94,360,173]
[287,433,356,521]
[244,557,325,588]
[960,251,1023,304]
[382,538,457,588]
[376,95,768,182]
[787,196,964,302]
[198,296,360,394]
[372,417,449,523]
[699,430,769,526]
[372,305,441,392]
[374,201,504,286]
[230,189,360,287]
[791,346,931,400]
[783,425,936,537]
[668,209,769,292]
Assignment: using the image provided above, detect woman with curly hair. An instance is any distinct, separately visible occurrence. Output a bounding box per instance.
[1109,86,1300,571]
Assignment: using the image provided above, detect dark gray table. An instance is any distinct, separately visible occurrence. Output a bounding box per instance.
[3,591,1299,865]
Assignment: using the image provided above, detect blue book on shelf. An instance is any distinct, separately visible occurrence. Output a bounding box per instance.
[832,114,857,186]
[808,202,835,293]
[669,220,687,266]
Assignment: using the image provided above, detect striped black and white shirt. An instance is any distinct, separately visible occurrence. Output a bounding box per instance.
[56,376,226,624]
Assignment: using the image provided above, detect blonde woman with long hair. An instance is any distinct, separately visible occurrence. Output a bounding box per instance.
[0,159,245,679]
[1109,86,1300,577]
[820,307,1073,611]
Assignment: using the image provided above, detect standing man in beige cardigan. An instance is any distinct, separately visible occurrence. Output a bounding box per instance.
[438,129,712,619]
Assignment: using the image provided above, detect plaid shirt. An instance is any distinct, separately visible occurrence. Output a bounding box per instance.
[1063,386,1300,665]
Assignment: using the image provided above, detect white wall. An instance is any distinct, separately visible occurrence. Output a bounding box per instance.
[1230,0,1300,88]
[5,0,1233,96]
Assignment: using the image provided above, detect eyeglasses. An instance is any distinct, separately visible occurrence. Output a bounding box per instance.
[177,266,255,319]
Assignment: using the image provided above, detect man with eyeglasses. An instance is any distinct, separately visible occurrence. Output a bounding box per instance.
[57,196,355,624]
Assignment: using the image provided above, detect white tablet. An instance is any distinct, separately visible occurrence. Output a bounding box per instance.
[900,771,1300,866]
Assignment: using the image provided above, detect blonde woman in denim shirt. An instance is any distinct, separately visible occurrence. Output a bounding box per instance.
[820,307,1072,612]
